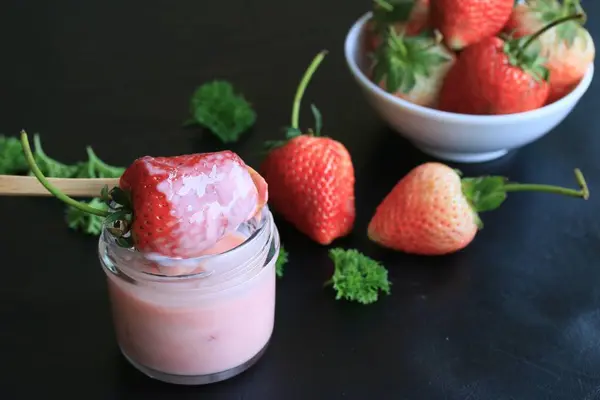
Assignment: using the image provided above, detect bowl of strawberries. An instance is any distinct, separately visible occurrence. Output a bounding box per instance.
[344,0,595,163]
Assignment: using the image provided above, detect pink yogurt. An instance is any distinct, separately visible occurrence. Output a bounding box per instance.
[100,207,279,384]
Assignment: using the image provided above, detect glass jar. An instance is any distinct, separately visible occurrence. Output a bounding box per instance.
[98,206,279,385]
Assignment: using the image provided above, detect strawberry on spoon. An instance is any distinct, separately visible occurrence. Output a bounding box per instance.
[20,131,268,259]
[368,162,589,256]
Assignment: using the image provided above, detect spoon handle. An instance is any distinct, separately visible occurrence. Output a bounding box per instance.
[0,175,120,197]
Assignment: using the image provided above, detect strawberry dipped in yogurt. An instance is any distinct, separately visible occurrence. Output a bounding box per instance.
[20,131,279,385]
[118,151,268,260]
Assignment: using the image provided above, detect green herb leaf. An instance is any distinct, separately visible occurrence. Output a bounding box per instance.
[32,134,79,178]
[65,198,108,236]
[325,248,391,305]
[276,245,289,278]
[76,146,125,178]
[186,80,256,143]
[0,135,28,174]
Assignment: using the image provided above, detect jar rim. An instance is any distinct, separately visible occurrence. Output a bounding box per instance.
[99,206,272,281]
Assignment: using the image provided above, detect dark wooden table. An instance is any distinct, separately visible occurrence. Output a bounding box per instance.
[1,1,600,399]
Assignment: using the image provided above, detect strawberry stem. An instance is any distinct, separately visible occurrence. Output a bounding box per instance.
[503,168,589,199]
[20,130,111,217]
[518,13,584,57]
[291,50,328,130]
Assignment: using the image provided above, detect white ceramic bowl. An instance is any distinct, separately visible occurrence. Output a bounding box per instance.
[344,12,595,163]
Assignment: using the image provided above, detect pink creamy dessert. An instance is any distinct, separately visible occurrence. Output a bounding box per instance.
[105,232,277,378]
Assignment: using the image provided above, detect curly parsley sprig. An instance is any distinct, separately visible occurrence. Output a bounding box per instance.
[0,135,28,174]
[325,248,391,305]
[184,80,257,143]
[276,245,289,278]
[1,131,126,237]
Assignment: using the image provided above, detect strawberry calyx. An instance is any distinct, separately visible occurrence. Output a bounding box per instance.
[524,0,586,47]
[372,27,451,94]
[263,50,327,152]
[99,185,134,248]
[371,0,417,32]
[504,13,585,81]
[20,130,134,248]
[460,168,589,229]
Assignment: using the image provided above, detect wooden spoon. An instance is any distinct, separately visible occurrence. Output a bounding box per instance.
[0,175,119,197]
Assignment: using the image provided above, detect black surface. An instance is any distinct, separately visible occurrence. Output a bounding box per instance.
[1,1,600,399]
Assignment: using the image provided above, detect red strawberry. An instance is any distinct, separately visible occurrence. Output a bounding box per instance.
[430,0,513,50]
[365,0,430,54]
[260,51,355,245]
[370,28,456,108]
[438,33,549,114]
[504,0,595,104]
[438,14,584,115]
[119,151,267,258]
[368,162,589,255]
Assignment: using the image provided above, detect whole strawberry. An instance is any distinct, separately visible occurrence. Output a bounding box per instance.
[368,162,589,255]
[260,51,355,245]
[504,0,595,104]
[430,0,513,50]
[438,14,584,115]
[365,0,430,54]
[119,151,267,258]
[370,28,455,108]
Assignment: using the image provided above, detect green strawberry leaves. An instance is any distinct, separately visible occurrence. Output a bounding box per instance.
[263,126,303,152]
[372,28,452,94]
[310,104,323,135]
[504,36,550,82]
[505,13,585,82]
[530,0,587,47]
[263,103,323,152]
[462,177,509,213]
[371,0,417,32]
